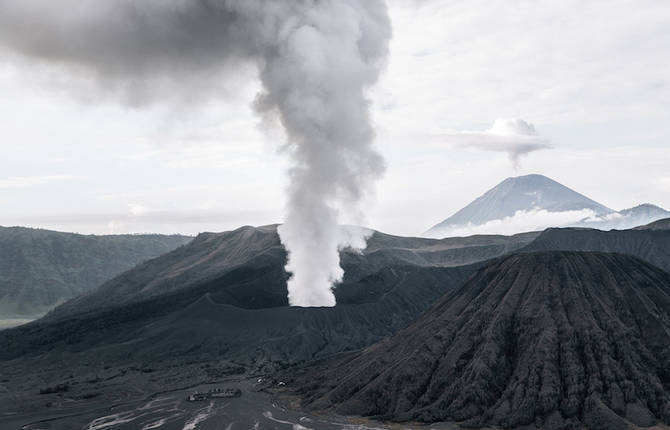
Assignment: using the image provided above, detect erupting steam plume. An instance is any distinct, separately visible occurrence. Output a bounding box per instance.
[264,3,389,307]
[0,0,391,307]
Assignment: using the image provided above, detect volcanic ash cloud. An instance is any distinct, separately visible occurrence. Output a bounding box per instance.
[0,0,391,307]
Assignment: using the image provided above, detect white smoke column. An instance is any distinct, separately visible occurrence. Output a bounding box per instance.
[0,0,391,307]
[251,2,389,306]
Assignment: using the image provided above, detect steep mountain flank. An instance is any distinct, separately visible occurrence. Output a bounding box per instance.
[290,252,670,429]
[0,226,191,317]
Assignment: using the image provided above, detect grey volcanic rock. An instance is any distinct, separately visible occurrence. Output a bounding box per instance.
[0,263,479,371]
[523,227,670,272]
[425,174,612,238]
[101,264,478,370]
[289,252,670,429]
[49,225,538,320]
[0,226,191,317]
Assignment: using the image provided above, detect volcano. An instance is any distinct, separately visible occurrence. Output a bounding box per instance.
[1,225,542,372]
[289,251,670,429]
[425,174,612,237]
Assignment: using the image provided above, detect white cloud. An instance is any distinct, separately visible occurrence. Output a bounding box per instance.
[0,175,85,189]
[128,203,149,217]
[337,225,374,252]
[583,213,624,224]
[434,208,596,237]
[657,177,670,191]
[442,118,552,168]
[3,208,278,236]
[378,0,670,129]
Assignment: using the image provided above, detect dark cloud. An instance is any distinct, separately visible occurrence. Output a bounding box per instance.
[0,0,260,104]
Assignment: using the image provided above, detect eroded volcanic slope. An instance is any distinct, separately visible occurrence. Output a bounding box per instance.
[289,251,670,430]
[48,224,538,320]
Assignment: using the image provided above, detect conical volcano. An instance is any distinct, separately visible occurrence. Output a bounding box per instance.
[424,174,613,237]
[291,251,670,429]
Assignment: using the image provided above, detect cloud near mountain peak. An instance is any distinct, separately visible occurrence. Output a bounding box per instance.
[445,118,552,168]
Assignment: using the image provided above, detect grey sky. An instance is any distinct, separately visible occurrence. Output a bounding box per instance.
[1,0,669,236]
[441,118,553,169]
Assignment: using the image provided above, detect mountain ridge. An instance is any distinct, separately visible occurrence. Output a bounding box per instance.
[522,226,670,273]
[48,224,539,320]
[0,226,192,318]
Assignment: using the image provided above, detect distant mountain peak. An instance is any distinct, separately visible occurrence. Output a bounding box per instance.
[578,202,670,231]
[425,174,612,238]
[619,203,669,216]
[502,173,558,183]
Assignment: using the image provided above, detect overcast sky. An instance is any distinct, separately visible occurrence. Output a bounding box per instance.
[1,0,669,236]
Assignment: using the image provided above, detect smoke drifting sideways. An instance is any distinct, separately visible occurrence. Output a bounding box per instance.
[444,118,552,169]
[0,0,391,307]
